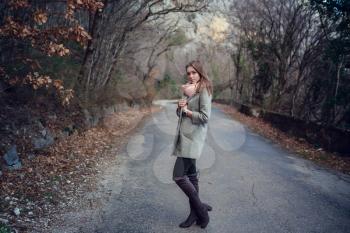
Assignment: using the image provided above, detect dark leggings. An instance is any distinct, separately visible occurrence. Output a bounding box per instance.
[173,157,197,180]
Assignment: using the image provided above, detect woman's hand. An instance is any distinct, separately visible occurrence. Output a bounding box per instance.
[178,99,187,108]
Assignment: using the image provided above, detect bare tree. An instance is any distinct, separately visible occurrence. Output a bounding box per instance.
[223,0,349,129]
[77,0,210,105]
[130,17,190,105]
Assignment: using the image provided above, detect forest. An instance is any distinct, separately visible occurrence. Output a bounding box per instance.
[0,0,349,231]
[0,0,349,127]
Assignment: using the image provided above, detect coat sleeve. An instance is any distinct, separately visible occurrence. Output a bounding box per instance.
[191,88,212,125]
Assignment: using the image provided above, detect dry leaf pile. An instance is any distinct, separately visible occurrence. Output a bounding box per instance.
[215,102,350,175]
[0,105,161,232]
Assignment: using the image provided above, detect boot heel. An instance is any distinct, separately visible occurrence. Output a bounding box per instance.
[204,203,213,211]
[196,217,209,228]
[194,204,209,228]
[175,177,209,228]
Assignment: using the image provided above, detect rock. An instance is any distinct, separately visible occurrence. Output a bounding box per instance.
[3,145,19,166]
[3,146,22,170]
[27,153,36,160]
[0,170,2,177]
[41,129,47,137]
[14,207,20,216]
[32,129,54,149]
[7,161,22,170]
[63,124,76,136]
[36,120,45,130]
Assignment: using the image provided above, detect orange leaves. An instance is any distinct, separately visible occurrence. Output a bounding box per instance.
[57,27,70,39]
[65,1,76,20]
[0,17,35,39]
[47,42,70,57]
[21,73,75,105]
[1,21,90,53]
[2,0,103,42]
[8,0,30,9]
[1,1,96,50]
[68,25,92,45]
[20,25,32,38]
[0,0,102,106]
[8,76,20,86]
[24,72,52,89]
[53,80,64,90]
[77,26,92,41]
[65,0,104,19]
[73,0,104,11]
[53,80,74,106]
[33,10,48,25]
[91,1,105,12]
[1,69,74,105]
[60,89,75,106]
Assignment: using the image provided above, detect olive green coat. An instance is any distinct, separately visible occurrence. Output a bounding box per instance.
[172,88,212,159]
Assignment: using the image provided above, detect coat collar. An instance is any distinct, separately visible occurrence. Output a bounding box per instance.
[186,91,199,102]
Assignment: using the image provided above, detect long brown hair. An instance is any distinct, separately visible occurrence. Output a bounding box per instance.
[185,60,213,96]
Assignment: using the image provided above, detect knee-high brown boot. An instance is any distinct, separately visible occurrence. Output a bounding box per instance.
[178,173,213,228]
[188,173,213,211]
[175,176,209,229]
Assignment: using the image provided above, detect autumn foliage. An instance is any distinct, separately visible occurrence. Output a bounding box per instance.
[0,0,104,105]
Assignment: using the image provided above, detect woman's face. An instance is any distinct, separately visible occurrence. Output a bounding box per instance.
[186,66,201,84]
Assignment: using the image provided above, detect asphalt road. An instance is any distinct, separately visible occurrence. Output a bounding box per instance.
[51,100,350,233]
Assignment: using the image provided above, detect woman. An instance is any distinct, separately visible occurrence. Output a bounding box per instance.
[172,60,213,229]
